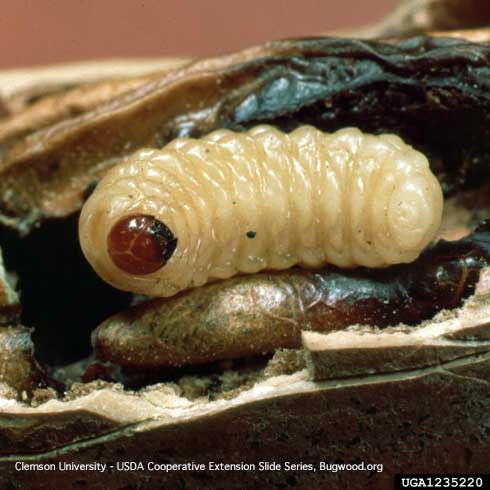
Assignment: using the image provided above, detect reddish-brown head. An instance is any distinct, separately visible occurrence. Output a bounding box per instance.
[107,215,177,275]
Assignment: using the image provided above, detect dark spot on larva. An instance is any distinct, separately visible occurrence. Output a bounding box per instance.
[107,214,177,275]
[49,160,60,172]
[246,231,257,238]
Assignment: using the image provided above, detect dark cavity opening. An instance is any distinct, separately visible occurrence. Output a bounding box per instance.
[0,214,132,367]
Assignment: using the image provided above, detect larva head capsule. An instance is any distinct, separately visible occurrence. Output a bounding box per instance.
[107,215,177,275]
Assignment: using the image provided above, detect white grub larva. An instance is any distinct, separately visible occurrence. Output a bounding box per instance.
[79,126,443,297]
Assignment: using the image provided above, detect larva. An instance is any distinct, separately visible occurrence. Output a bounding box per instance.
[79,125,443,297]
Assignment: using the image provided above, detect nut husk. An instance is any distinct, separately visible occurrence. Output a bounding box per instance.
[0,57,189,117]
[345,0,490,38]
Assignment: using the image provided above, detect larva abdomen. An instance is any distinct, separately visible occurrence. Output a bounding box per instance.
[79,126,443,297]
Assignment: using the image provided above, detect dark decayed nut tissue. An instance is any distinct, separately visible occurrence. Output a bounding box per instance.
[2,1,490,488]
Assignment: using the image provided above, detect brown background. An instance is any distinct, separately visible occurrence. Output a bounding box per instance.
[1,0,398,69]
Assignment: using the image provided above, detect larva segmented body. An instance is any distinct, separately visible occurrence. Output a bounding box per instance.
[79,126,443,297]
